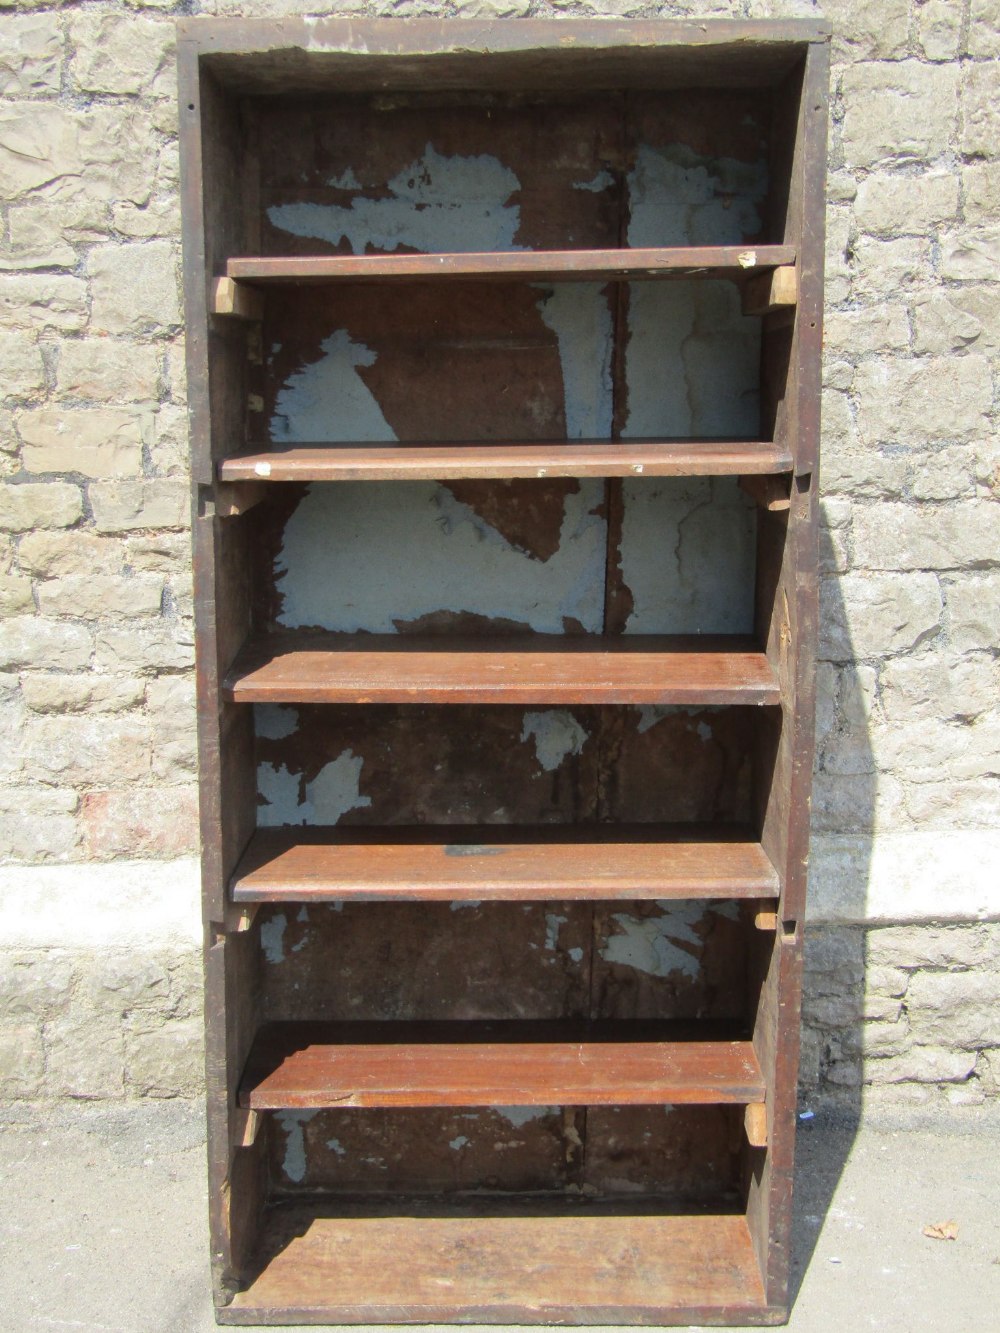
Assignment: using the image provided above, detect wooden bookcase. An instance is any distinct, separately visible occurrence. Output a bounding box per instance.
[178,18,828,1326]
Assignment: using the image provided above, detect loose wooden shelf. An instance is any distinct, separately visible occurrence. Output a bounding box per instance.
[224,634,780,706]
[223,1205,768,1325]
[218,439,794,483]
[221,244,797,289]
[239,1021,765,1110]
[230,825,780,903]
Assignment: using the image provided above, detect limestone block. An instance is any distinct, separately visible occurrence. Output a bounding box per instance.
[125,1017,204,1098]
[940,228,1000,281]
[88,240,181,336]
[902,778,1000,828]
[823,205,851,305]
[867,924,998,971]
[823,305,909,357]
[855,171,958,237]
[16,530,121,578]
[90,479,189,533]
[0,102,81,198]
[0,481,82,532]
[0,274,87,333]
[881,651,999,723]
[21,673,145,715]
[867,965,909,999]
[149,403,189,477]
[93,623,195,674]
[820,572,942,660]
[37,573,164,619]
[916,0,963,60]
[8,196,109,254]
[873,713,1000,784]
[967,0,1000,57]
[20,407,148,478]
[112,196,181,240]
[947,573,1000,651]
[0,948,75,1018]
[165,341,187,402]
[21,714,152,785]
[124,532,189,573]
[84,951,172,1013]
[804,927,865,985]
[81,784,199,859]
[820,0,909,59]
[852,501,1000,571]
[0,14,63,96]
[906,970,1000,1048]
[45,1008,124,1099]
[854,356,992,445]
[867,1046,977,1084]
[0,331,46,398]
[849,237,932,300]
[68,13,174,96]
[841,62,959,168]
[0,1022,44,1097]
[960,63,1000,157]
[909,447,978,502]
[0,574,32,614]
[911,290,995,355]
[56,340,160,402]
[860,1015,908,1053]
[0,615,92,670]
[962,162,1000,226]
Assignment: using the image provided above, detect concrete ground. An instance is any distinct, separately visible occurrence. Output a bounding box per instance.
[1,1102,998,1333]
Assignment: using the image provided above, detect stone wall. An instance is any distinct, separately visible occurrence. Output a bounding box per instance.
[0,0,998,1109]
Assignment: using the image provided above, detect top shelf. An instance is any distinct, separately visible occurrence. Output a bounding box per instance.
[224,245,797,287]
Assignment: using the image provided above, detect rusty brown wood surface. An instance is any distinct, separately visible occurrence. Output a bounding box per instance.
[239,1021,764,1109]
[218,441,793,482]
[230,825,779,902]
[227,246,795,284]
[225,634,779,705]
[221,1205,768,1324]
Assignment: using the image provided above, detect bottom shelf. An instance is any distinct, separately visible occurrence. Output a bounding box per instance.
[222,1200,771,1325]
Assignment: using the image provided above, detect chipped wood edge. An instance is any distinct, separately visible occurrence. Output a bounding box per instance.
[744,1101,768,1149]
[742,264,798,317]
[211,275,264,321]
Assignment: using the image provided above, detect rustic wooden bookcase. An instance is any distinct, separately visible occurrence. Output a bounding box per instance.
[178,17,828,1326]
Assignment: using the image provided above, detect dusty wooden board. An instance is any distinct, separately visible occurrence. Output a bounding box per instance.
[225,634,780,705]
[230,826,779,902]
[221,1205,768,1324]
[219,441,793,482]
[239,1021,764,1108]
[228,247,794,285]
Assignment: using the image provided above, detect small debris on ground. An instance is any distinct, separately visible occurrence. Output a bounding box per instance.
[922,1221,959,1241]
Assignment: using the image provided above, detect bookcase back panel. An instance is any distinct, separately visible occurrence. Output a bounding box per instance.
[254,89,773,259]
[266,1103,743,1203]
[255,901,747,1025]
[252,704,757,827]
[250,480,755,638]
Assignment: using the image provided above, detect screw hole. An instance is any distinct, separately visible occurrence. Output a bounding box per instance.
[187,103,195,111]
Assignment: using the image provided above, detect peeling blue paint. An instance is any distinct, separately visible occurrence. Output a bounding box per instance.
[268,144,523,254]
[260,912,287,964]
[258,750,372,826]
[276,1109,318,1182]
[520,710,588,772]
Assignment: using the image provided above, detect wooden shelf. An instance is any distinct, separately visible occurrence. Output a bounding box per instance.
[230,825,780,903]
[239,1021,765,1110]
[224,244,796,287]
[218,439,793,483]
[224,634,779,706]
[222,1203,768,1325]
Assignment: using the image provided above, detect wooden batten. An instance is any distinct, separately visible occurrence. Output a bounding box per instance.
[742,264,798,316]
[754,902,780,931]
[744,1101,768,1148]
[739,474,792,512]
[214,481,268,518]
[211,275,263,321]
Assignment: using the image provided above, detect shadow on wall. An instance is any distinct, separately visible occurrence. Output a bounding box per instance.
[789,521,873,1301]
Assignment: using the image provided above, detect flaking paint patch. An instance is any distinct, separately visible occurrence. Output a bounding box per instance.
[255,705,299,740]
[326,1137,347,1156]
[544,912,568,951]
[277,1110,319,1183]
[520,710,588,772]
[492,1106,557,1128]
[267,144,522,254]
[274,481,607,633]
[536,284,614,439]
[619,478,755,634]
[260,912,287,964]
[573,169,615,194]
[627,143,767,248]
[449,1136,470,1150]
[601,903,717,979]
[257,750,372,826]
[271,330,395,444]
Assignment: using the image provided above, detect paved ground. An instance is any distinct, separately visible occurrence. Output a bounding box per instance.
[0,1101,998,1333]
